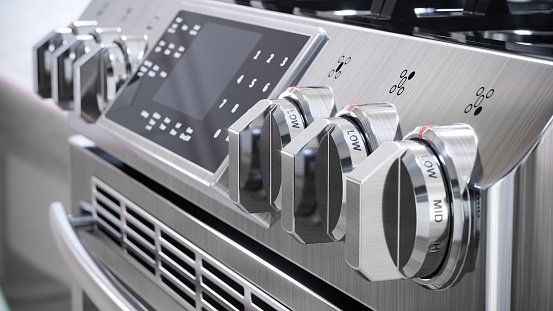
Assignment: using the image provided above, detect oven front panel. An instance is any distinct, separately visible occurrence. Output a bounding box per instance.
[55,0,553,310]
[70,139,484,311]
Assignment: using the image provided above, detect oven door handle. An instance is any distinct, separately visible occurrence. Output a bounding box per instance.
[49,202,141,311]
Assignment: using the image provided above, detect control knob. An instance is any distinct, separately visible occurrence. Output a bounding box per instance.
[281,103,399,243]
[33,20,98,98]
[51,27,122,109]
[228,86,335,213]
[74,35,148,123]
[345,124,478,289]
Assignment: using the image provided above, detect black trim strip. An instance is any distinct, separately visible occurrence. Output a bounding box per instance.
[88,147,372,310]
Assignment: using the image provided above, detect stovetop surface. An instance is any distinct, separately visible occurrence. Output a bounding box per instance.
[233,0,553,59]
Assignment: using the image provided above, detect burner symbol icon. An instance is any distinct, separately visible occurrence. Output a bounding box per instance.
[328,55,351,79]
[465,86,494,116]
[389,70,415,96]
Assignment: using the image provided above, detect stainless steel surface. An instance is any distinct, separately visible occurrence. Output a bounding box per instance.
[70,144,339,311]
[346,124,478,289]
[485,170,515,311]
[282,102,399,243]
[65,0,553,235]
[87,177,291,311]
[510,122,553,311]
[345,140,450,281]
[49,202,139,311]
[89,27,122,45]
[27,0,553,309]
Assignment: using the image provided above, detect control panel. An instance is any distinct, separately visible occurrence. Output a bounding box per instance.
[106,11,313,173]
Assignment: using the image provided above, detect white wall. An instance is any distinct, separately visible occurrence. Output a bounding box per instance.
[0,0,91,91]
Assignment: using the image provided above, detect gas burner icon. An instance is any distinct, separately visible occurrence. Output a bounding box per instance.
[328,55,351,79]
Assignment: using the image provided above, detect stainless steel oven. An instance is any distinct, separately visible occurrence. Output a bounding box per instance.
[34,0,553,310]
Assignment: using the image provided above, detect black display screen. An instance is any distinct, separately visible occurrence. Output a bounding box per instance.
[106,11,310,173]
[153,23,262,120]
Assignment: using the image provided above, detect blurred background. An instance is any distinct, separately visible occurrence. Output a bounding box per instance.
[0,0,89,309]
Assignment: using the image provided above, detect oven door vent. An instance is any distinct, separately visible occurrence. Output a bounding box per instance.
[91,177,289,311]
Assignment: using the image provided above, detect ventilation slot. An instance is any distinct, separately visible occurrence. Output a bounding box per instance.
[90,177,290,311]
[252,294,278,311]
[201,276,244,311]
[160,245,196,277]
[161,275,196,308]
[96,211,121,236]
[160,232,196,261]
[96,185,120,206]
[98,225,122,246]
[127,207,155,231]
[127,248,156,274]
[202,260,244,296]
[96,198,120,219]
[160,260,196,293]
[202,291,231,311]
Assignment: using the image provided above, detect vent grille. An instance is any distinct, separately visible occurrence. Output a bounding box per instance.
[91,177,289,311]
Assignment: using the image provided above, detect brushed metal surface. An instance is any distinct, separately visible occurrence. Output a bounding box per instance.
[70,144,339,311]
[54,0,553,309]
[510,123,553,311]
[70,140,485,310]
[67,0,553,221]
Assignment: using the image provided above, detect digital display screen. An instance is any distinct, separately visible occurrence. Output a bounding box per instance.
[153,23,262,121]
[106,11,310,173]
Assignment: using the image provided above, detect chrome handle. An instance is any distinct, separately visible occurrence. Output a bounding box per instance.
[49,202,140,311]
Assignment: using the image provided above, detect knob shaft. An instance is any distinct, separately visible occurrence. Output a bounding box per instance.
[346,124,478,289]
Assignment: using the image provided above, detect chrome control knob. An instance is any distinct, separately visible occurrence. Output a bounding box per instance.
[118,35,149,72]
[315,103,399,241]
[228,86,335,213]
[346,124,478,289]
[33,20,98,98]
[281,103,399,243]
[89,27,122,45]
[52,34,97,109]
[74,35,147,123]
[259,86,336,211]
[51,27,124,109]
[69,20,99,35]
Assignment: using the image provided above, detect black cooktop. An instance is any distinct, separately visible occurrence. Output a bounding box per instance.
[234,0,553,60]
